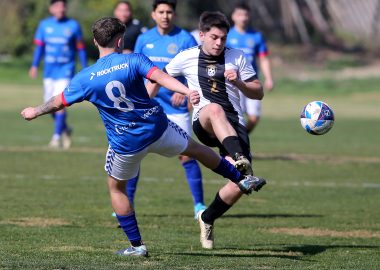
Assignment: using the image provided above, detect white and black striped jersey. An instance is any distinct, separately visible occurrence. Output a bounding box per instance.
[165,46,257,126]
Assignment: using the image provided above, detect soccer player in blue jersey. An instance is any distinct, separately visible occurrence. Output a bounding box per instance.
[29,0,87,149]
[227,3,274,133]
[21,17,263,256]
[132,0,206,218]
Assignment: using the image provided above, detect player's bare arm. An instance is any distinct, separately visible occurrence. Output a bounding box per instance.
[259,56,274,91]
[148,68,200,105]
[145,80,160,98]
[224,69,263,100]
[21,94,65,121]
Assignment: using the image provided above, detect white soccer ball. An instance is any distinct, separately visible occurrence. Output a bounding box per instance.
[300,101,334,135]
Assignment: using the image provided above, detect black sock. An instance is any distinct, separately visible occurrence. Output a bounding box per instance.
[201,192,232,224]
[222,136,243,159]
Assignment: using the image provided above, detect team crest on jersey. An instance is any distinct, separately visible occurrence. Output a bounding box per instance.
[167,43,178,54]
[206,65,217,77]
[246,38,255,48]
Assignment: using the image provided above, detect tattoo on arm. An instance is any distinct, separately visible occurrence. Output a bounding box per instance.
[36,96,63,116]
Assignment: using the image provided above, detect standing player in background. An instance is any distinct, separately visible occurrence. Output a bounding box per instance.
[227,3,274,133]
[29,0,87,148]
[21,17,260,256]
[113,1,147,54]
[133,0,206,218]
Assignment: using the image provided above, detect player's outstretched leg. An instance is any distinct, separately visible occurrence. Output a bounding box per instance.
[107,176,148,257]
[197,103,253,175]
[181,138,265,194]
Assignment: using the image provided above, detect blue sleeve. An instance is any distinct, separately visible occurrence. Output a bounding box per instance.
[134,54,156,78]
[78,48,87,68]
[31,22,45,67]
[34,21,44,43]
[134,35,144,53]
[257,33,268,56]
[62,75,85,106]
[186,34,198,48]
[74,22,88,68]
[31,45,44,67]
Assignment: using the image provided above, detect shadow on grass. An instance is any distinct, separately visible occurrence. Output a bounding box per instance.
[172,244,379,260]
[140,213,322,219]
[223,213,323,219]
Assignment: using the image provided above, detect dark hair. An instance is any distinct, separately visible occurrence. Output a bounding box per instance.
[92,17,126,48]
[152,0,177,11]
[114,1,132,11]
[50,0,67,5]
[233,2,251,12]
[199,11,230,33]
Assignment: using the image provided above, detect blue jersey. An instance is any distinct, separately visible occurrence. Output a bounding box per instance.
[62,53,168,154]
[34,17,85,79]
[134,26,197,114]
[226,27,268,75]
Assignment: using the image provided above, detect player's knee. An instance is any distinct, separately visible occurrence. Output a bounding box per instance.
[179,155,193,163]
[208,103,225,119]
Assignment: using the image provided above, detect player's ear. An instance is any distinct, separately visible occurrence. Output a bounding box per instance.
[151,11,156,21]
[116,37,123,50]
[199,31,205,42]
[93,38,98,48]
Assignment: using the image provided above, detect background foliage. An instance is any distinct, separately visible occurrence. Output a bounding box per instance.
[1,0,380,59]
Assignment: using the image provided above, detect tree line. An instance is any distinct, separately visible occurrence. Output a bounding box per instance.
[1,0,379,58]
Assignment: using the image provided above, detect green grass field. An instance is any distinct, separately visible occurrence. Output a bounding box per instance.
[0,71,380,269]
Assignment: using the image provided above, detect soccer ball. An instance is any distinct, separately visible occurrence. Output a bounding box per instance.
[300,101,334,135]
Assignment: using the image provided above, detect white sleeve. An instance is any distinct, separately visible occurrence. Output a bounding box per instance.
[237,51,257,81]
[165,52,185,77]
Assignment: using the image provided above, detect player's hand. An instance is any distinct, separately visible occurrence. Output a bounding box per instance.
[171,92,186,107]
[224,69,239,84]
[21,107,38,121]
[29,67,38,79]
[264,78,274,91]
[188,90,200,106]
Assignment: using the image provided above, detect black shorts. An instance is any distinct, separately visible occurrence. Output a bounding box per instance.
[192,115,251,162]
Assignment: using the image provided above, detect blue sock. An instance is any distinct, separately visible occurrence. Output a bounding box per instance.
[126,171,140,206]
[54,112,66,136]
[116,212,143,247]
[212,158,243,183]
[182,159,204,205]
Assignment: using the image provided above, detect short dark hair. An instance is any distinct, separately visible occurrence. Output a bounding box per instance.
[50,0,67,5]
[152,0,177,11]
[199,11,230,33]
[233,2,251,12]
[92,17,126,48]
[114,1,132,11]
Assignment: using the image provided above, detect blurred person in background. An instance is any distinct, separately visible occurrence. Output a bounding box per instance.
[113,1,147,54]
[29,0,87,149]
[227,2,274,133]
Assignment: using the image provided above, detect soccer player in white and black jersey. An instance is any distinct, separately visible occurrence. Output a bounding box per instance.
[148,11,267,249]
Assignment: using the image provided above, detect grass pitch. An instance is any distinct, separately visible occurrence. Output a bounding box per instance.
[0,76,379,269]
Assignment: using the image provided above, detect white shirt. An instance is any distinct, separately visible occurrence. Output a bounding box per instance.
[165,46,256,126]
